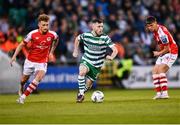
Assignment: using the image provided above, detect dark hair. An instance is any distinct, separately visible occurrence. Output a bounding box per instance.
[91,19,103,23]
[38,14,49,22]
[145,16,156,25]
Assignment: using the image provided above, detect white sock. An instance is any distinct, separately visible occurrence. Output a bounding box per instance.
[79,90,84,95]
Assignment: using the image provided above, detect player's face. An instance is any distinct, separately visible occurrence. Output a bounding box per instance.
[93,23,104,36]
[38,21,49,34]
[146,22,157,32]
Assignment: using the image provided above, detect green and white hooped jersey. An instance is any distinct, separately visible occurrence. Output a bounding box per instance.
[78,32,114,68]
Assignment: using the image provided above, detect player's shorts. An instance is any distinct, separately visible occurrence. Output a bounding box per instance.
[80,59,101,81]
[156,53,178,68]
[23,59,47,75]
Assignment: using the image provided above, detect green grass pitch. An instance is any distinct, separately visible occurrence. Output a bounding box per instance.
[0,89,180,124]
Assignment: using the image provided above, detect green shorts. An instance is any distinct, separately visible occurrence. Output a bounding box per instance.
[80,59,101,81]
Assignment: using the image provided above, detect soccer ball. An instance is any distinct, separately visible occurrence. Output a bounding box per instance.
[91,90,104,103]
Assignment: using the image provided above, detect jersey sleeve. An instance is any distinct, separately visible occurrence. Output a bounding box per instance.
[23,31,33,43]
[52,31,58,40]
[158,27,169,46]
[105,36,114,48]
[77,33,84,42]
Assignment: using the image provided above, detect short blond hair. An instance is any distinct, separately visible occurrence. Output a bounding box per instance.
[38,14,49,22]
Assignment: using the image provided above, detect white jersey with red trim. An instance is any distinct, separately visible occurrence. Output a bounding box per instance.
[153,25,178,54]
[23,29,58,63]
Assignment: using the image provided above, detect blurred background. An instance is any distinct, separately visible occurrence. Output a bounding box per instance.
[0,0,180,93]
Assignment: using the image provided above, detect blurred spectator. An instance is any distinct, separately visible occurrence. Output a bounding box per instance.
[0,31,18,54]
[0,17,9,34]
[0,0,179,66]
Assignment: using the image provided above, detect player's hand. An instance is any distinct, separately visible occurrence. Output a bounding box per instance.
[72,50,78,58]
[153,51,160,57]
[106,55,113,60]
[49,53,56,63]
[10,57,16,67]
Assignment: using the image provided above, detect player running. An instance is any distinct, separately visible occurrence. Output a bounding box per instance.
[73,19,118,103]
[10,14,59,104]
[145,16,178,99]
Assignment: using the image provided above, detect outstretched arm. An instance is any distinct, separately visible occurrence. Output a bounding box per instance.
[72,37,80,58]
[106,45,118,60]
[10,42,26,66]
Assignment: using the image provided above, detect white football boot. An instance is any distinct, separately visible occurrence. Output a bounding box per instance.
[161,94,169,99]
[153,94,162,100]
[16,96,25,104]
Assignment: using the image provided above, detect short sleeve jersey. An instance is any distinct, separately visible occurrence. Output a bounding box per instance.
[24,29,58,63]
[153,25,178,54]
[78,32,114,68]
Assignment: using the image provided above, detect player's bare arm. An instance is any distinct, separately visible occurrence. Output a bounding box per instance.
[106,45,118,60]
[153,45,170,57]
[10,42,26,66]
[72,37,80,58]
[49,38,59,56]
[50,38,59,55]
[49,38,59,62]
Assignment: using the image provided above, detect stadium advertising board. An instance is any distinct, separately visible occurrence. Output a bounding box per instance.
[38,66,79,90]
[122,66,180,89]
[0,51,21,93]
[36,66,96,90]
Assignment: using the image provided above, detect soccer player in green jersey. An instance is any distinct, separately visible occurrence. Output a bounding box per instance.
[73,19,118,102]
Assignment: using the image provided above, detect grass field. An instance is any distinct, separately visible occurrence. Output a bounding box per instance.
[0,89,180,124]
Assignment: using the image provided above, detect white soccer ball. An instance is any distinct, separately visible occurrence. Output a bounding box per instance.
[91,90,104,103]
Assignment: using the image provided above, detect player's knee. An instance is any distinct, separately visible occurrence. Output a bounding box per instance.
[152,68,158,74]
[34,71,45,82]
[79,71,86,76]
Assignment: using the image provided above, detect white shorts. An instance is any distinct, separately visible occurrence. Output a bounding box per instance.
[156,53,178,68]
[23,59,47,75]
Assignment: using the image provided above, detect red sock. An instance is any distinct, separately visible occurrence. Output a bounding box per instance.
[23,80,38,97]
[159,73,168,92]
[152,74,161,94]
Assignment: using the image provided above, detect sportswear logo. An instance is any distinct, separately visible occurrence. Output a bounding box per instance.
[47,37,51,41]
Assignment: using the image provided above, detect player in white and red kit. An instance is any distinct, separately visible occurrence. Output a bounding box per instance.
[10,14,59,104]
[145,16,178,99]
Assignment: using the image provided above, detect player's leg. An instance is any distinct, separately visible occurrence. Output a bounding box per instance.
[76,64,89,102]
[18,75,30,96]
[84,78,93,93]
[158,53,178,99]
[158,64,169,99]
[152,64,161,99]
[18,70,46,104]
[84,63,100,93]
[17,61,47,104]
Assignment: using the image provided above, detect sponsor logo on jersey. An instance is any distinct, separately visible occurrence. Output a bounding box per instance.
[36,40,49,49]
[160,36,168,44]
